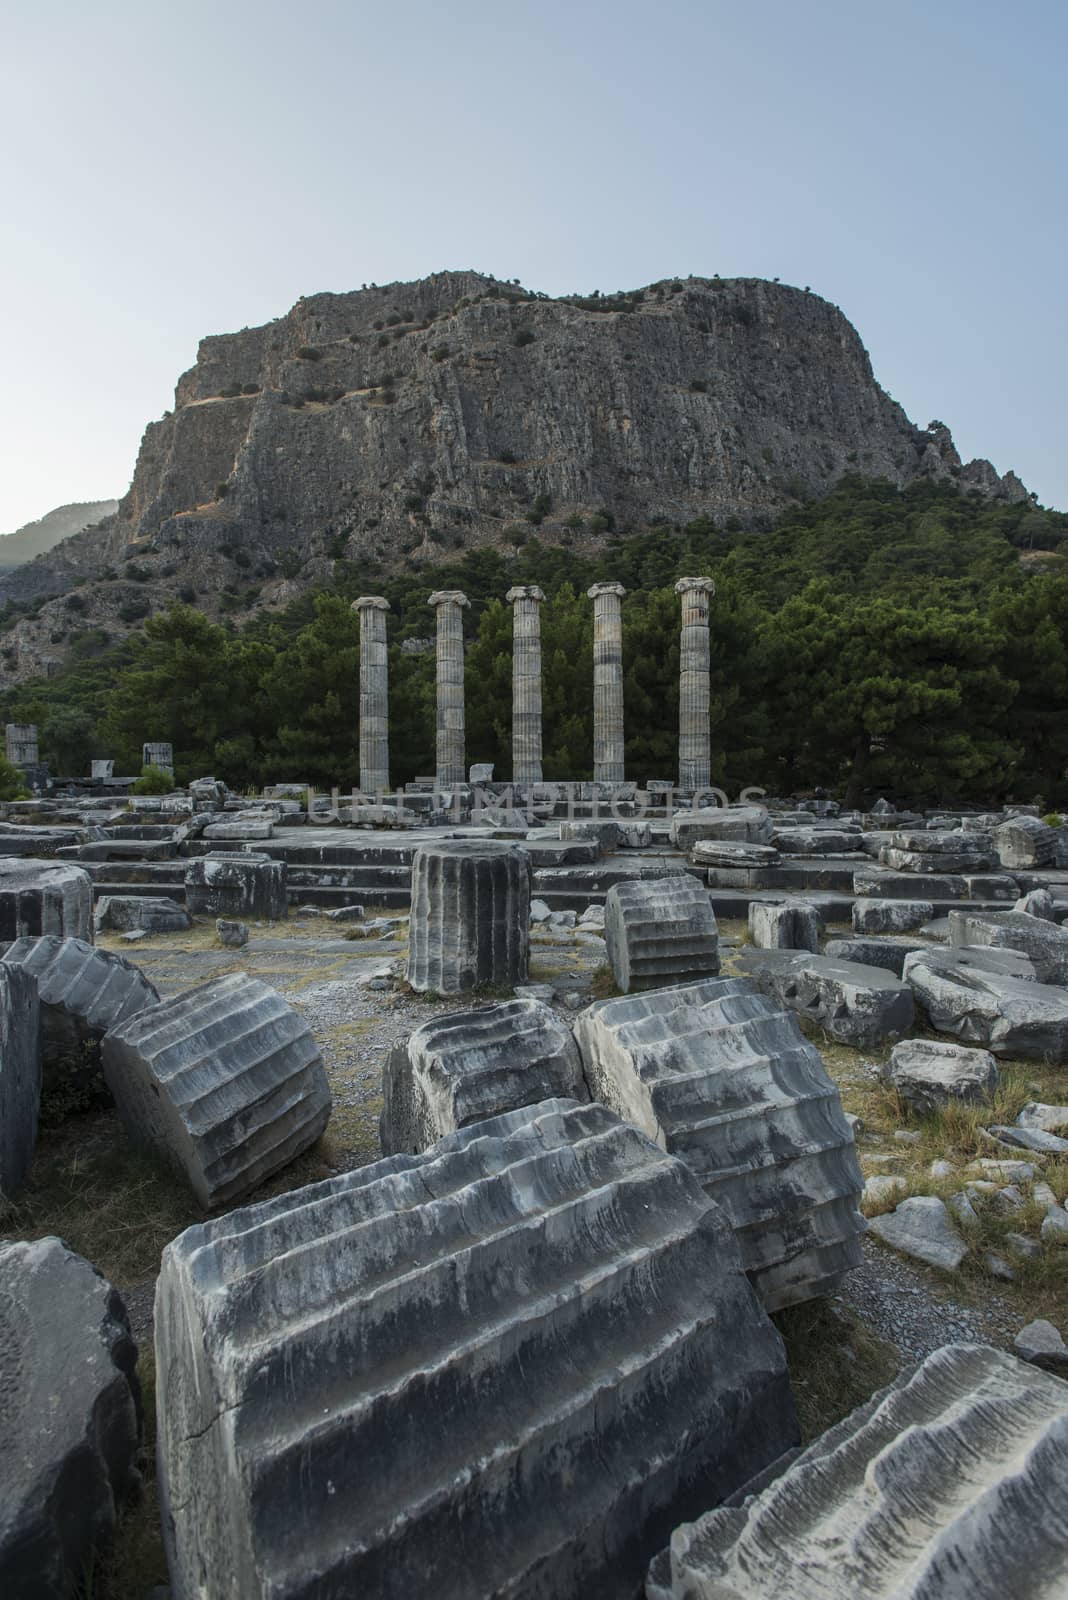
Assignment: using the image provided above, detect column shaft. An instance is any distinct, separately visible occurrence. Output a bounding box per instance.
[429,591,469,788]
[506,586,545,785]
[588,583,626,784]
[675,578,716,790]
[353,597,390,794]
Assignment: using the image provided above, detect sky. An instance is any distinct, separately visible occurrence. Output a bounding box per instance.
[1,0,1065,532]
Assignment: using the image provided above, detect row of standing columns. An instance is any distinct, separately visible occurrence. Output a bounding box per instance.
[351,576,716,793]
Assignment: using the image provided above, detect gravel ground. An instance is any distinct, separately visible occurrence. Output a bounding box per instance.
[842,1235,1019,1359]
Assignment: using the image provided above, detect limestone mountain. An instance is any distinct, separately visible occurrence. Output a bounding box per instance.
[0,500,119,574]
[0,270,1028,685]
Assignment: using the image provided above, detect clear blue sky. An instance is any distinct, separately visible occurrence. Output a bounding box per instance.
[2,0,1065,531]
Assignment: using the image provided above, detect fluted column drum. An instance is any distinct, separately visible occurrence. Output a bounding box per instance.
[429,590,469,788]
[675,577,716,791]
[587,581,626,784]
[506,585,545,785]
[353,596,390,795]
[406,840,532,994]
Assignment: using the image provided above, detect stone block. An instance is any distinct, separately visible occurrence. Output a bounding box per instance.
[202,819,274,841]
[407,840,531,994]
[747,899,821,952]
[821,936,925,977]
[1014,1319,1068,1375]
[948,908,1068,984]
[94,894,191,934]
[647,1344,1068,1600]
[691,840,781,869]
[617,821,653,847]
[867,1195,967,1270]
[994,814,1057,869]
[573,978,864,1309]
[905,948,1068,1060]
[102,973,331,1207]
[887,828,993,857]
[882,1038,998,1114]
[605,875,719,992]
[0,961,41,1196]
[851,896,933,934]
[670,805,772,850]
[0,1237,140,1594]
[879,847,992,873]
[772,826,862,855]
[155,1098,798,1600]
[734,950,914,1047]
[0,857,94,944]
[1015,887,1057,920]
[381,998,587,1154]
[216,919,248,948]
[853,866,967,900]
[184,851,287,921]
[558,819,619,851]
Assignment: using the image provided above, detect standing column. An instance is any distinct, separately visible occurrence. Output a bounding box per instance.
[675,577,716,791]
[587,582,626,785]
[352,596,390,795]
[429,590,469,788]
[506,585,546,785]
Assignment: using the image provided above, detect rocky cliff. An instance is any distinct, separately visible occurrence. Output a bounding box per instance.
[0,270,1028,684]
[0,499,119,573]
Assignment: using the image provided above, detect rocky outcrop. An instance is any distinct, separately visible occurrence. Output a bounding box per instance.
[155,1098,798,1600]
[0,271,1030,684]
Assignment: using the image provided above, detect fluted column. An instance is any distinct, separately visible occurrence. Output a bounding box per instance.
[506,585,545,785]
[428,590,469,788]
[406,840,531,993]
[353,596,390,795]
[587,582,626,784]
[675,577,716,791]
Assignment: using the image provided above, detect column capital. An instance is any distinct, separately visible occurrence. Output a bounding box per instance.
[428,590,469,609]
[587,581,626,600]
[352,595,390,613]
[674,577,716,598]
[506,585,545,605]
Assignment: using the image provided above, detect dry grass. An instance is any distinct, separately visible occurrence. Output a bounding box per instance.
[814,1030,1068,1329]
[775,1298,899,1443]
[90,1349,169,1598]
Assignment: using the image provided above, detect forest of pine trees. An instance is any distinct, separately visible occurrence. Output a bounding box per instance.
[3,477,1066,807]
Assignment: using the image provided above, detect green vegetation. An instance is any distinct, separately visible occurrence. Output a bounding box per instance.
[131,762,174,795]
[0,478,1065,800]
[0,752,30,799]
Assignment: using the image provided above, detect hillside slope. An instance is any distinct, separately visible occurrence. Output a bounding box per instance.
[0,500,119,572]
[0,271,1028,685]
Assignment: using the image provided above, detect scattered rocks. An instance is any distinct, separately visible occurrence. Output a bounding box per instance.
[1041,1210,1068,1245]
[735,949,914,1048]
[94,894,191,934]
[881,1037,998,1114]
[1018,1102,1068,1133]
[1014,1319,1068,1374]
[867,1196,967,1271]
[324,903,366,922]
[215,919,248,948]
[862,1175,907,1207]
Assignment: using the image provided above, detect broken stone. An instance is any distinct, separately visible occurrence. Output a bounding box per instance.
[407,840,531,995]
[513,982,555,1003]
[670,805,773,850]
[2,935,158,1107]
[102,973,331,1207]
[1015,887,1057,921]
[851,897,933,934]
[578,903,605,928]
[0,961,41,1197]
[904,947,1068,1060]
[558,819,619,851]
[892,1129,921,1144]
[323,903,366,922]
[747,899,820,953]
[1006,1230,1041,1261]
[605,875,719,992]
[1013,1319,1068,1375]
[867,1195,967,1271]
[948,908,1068,983]
[929,1158,957,1178]
[986,1122,1068,1156]
[821,935,925,977]
[94,894,191,934]
[529,897,551,923]
[646,1344,1068,1600]
[690,840,781,869]
[381,998,587,1154]
[185,851,287,921]
[862,1175,906,1207]
[882,1038,998,1114]
[617,821,653,848]
[993,813,1057,870]
[0,857,94,944]
[969,1157,1037,1183]
[155,1098,799,1599]
[984,1250,1016,1281]
[574,977,864,1309]
[772,826,862,855]
[216,919,248,949]
[1042,1210,1068,1244]
[0,1237,140,1594]
[735,949,914,1048]
[1018,1102,1068,1133]
[947,1190,980,1231]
